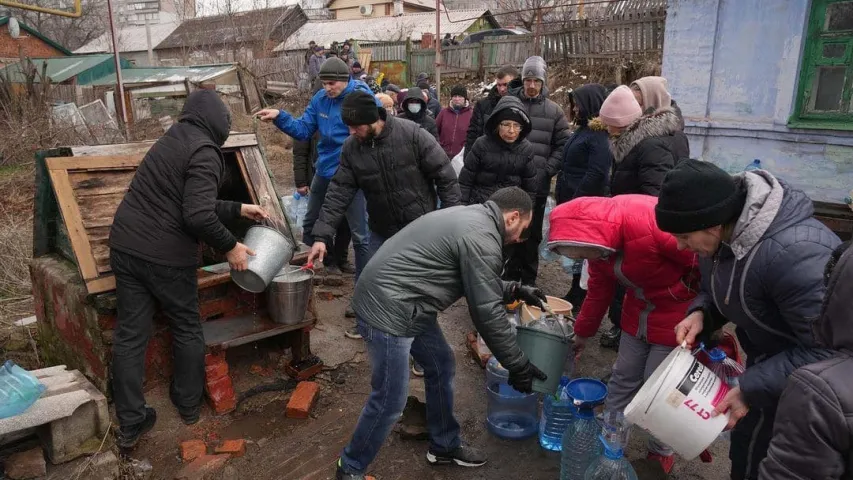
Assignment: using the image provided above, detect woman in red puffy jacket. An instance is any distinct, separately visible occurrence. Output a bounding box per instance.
[547,194,699,473]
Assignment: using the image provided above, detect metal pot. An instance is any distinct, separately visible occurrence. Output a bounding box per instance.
[267,267,314,325]
[231,225,294,293]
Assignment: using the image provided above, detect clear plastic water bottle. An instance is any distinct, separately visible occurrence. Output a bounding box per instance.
[707,347,745,387]
[539,376,575,451]
[744,159,761,171]
[584,435,638,480]
[540,196,558,261]
[561,379,607,480]
[282,192,309,235]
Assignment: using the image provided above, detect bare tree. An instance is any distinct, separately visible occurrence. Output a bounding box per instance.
[0,0,109,51]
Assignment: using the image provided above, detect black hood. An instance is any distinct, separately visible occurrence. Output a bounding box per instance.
[817,244,853,352]
[485,95,532,145]
[178,89,231,147]
[570,83,606,126]
[402,87,427,119]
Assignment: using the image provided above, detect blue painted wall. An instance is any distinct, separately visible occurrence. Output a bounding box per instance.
[662,0,853,204]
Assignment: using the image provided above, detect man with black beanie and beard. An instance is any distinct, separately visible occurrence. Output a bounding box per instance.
[656,159,839,479]
[307,90,461,279]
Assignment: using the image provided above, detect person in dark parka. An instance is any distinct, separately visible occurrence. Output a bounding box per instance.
[400,87,438,139]
[657,159,840,480]
[759,241,853,480]
[459,96,538,204]
[109,90,268,448]
[464,65,519,154]
[629,76,685,131]
[418,80,442,118]
[555,83,613,315]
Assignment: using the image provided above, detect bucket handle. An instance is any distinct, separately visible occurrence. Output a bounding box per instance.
[643,345,689,416]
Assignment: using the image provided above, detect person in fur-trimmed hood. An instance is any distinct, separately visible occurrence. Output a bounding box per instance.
[599,85,689,197]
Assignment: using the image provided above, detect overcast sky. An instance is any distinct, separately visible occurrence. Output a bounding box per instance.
[194,0,299,16]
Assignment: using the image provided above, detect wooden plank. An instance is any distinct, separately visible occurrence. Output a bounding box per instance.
[239,146,295,245]
[235,151,259,204]
[70,133,259,157]
[47,168,100,281]
[69,170,135,197]
[77,192,125,229]
[86,275,116,294]
[47,155,143,171]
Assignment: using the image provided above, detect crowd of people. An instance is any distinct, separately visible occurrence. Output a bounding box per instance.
[105,46,852,480]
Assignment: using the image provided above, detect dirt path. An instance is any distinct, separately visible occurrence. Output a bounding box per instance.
[119,261,731,480]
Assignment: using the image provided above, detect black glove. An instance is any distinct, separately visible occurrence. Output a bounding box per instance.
[516,284,547,310]
[508,360,547,394]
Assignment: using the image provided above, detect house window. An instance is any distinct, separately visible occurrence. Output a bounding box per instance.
[791,0,853,129]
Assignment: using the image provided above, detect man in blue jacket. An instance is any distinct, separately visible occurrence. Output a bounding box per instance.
[656,159,839,480]
[257,57,375,289]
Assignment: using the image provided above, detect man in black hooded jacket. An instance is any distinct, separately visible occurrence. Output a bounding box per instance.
[109,90,268,449]
[400,87,438,139]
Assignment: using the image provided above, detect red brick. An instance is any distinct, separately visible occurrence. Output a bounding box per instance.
[4,446,46,479]
[205,352,226,366]
[205,361,229,380]
[214,439,246,457]
[180,440,207,462]
[205,375,236,414]
[286,381,320,419]
[174,454,230,480]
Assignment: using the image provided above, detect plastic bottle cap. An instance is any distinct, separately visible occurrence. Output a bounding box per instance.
[708,347,727,363]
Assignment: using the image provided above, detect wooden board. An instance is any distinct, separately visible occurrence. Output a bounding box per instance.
[44,133,287,295]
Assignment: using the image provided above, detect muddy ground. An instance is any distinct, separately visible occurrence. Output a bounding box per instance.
[46,260,730,480]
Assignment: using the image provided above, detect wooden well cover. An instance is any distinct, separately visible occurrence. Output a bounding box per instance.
[46,134,292,295]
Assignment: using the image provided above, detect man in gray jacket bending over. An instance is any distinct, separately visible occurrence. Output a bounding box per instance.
[335,187,548,480]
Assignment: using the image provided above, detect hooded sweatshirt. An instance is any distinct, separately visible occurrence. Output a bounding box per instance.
[400,87,438,138]
[110,89,242,267]
[687,170,840,408]
[435,101,473,158]
[272,78,376,179]
[630,76,685,130]
[548,195,699,346]
[556,84,612,201]
[759,244,853,480]
[458,96,538,204]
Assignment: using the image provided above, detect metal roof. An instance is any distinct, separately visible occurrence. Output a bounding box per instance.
[275,9,494,52]
[88,64,237,86]
[74,13,180,54]
[0,54,122,84]
[156,5,305,50]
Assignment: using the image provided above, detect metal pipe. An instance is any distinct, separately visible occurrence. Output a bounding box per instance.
[434,0,441,103]
[106,0,131,140]
[0,0,82,18]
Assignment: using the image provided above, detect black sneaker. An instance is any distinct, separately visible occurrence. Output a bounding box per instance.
[335,459,376,480]
[178,405,201,425]
[338,262,356,275]
[599,325,621,350]
[426,445,487,467]
[116,406,157,449]
[326,264,343,277]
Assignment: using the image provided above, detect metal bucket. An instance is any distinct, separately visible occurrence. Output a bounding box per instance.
[267,267,314,325]
[515,325,572,394]
[231,225,294,293]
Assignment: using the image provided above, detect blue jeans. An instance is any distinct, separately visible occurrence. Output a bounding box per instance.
[339,318,461,474]
[302,174,370,280]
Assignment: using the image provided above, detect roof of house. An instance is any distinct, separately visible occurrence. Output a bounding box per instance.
[88,63,236,86]
[275,9,496,52]
[74,13,180,54]
[0,16,73,55]
[156,5,305,50]
[327,0,435,9]
[0,54,121,84]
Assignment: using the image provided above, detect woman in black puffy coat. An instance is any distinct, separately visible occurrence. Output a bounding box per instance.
[459,96,538,204]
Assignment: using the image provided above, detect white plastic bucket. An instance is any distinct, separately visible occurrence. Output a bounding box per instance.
[624,347,730,460]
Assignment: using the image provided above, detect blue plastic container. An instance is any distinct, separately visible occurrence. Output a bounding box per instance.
[485,357,538,439]
[561,378,608,480]
[539,376,576,451]
[0,361,45,419]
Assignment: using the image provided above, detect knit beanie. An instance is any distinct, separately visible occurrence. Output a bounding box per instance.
[450,85,467,99]
[340,91,380,126]
[599,85,643,128]
[352,61,362,69]
[655,159,748,234]
[318,57,350,82]
[417,72,429,83]
[630,76,672,113]
[521,56,547,83]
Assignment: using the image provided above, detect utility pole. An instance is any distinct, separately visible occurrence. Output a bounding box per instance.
[434,0,441,104]
[533,6,543,56]
[106,0,130,140]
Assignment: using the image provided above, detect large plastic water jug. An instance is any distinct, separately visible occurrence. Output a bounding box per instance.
[485,357,538,440]
[584,435,638,480]
[0,361,45,419]
[539,376,575,451]
[561,378,608,480]
[540,196,558,261]
[282,192,309,235]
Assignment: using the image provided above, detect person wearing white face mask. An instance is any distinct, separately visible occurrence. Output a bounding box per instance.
[435,85,472,159]
[399,86,438,139]
[546,194,700,474]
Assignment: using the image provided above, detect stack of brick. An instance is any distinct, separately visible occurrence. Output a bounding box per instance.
[204,353,236,415]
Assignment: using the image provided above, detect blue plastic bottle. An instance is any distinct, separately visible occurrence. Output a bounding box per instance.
[744,159,761,171]
[561,379,607,480]
[539,376,575,451]
[584,435,638,480]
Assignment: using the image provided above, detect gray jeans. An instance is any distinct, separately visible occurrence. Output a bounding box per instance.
[605,331,673,456]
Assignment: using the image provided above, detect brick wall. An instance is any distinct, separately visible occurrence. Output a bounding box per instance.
[0,23,66,60]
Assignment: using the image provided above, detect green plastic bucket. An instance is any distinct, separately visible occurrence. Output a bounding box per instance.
[515,325,572,394]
